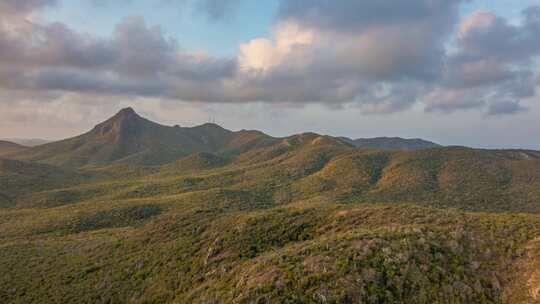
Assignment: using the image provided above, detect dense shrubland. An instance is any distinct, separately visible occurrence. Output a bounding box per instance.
[1,131,540,303]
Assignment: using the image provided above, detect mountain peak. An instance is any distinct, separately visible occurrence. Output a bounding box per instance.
[113,107,138,120]
[118,107,135,114]
[92,107,144,137]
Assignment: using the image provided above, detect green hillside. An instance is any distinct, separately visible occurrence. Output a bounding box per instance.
[1,200,539,303]
[0,158,89,208]
[1,109,540,303]
[342,137,441,150]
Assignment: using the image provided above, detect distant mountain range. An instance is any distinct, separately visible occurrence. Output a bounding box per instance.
[10,108,442,167]
[0,140,28,157]
[1,138,50,147]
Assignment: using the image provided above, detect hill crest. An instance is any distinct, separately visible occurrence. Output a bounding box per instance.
[342,136,440,150]
[11,108,444,167]
[0,140,28,157]
[12,108,275,167]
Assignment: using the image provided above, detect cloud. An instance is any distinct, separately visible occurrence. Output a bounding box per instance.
[425,6,540,113]
[487,101,528,116]
[232,0,465,110]
[423,88,486,113]
[239,22,314,71]
[277,0,465,33]
[0,0,57,14]
[0,12,236,100]
[457,9,540,62]
[0,0,539,118]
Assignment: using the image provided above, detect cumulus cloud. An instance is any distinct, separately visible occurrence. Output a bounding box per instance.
[233,0,465,109]
[487,101,528,116]
[457,9,540,62]
[0,0,57,14]
[0,10,236,100]
[277,0,464,33]
[423,88,486,113]
[0,0,539,117]
[425,6,540,114]
[239,22,314,71]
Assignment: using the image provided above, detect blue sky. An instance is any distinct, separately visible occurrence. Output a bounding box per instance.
[465,0,540,20]
[1,0,539,149]
[43,0,279,57]
[41,0,538,56]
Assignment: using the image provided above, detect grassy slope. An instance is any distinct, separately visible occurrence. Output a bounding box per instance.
[0,159,89,208]
[1,139,540,303]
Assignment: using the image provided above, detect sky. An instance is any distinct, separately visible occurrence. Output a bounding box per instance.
[0,0,539,149]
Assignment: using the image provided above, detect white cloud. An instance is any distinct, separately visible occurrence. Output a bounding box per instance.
[239,22,314,72]
[0,0,539,120]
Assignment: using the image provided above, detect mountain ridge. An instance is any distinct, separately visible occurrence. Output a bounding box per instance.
[341,136,441,150]
[0,140,28,157]
[1,138,50,147]
[12,108,278,167]
[11,108,445,167]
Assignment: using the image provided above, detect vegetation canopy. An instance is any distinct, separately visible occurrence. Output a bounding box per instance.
[1,109,539,303]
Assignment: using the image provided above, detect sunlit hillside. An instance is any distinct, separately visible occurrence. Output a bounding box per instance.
[1,109,540,303]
